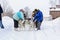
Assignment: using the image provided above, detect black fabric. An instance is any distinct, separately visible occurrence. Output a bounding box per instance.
[0,14,2,20]
[0,5,3,13]
[14,19,18,28]
[24,14,26,20]
[0,5,4,28]
[35,22,37,28]
[35,21,42,30]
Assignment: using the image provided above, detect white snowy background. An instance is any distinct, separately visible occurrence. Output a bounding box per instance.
[0,15,60,40]
[0,0,60,40]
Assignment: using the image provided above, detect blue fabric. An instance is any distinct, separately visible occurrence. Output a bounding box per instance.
[13,11,24,21]
[33,10,43,22]
[0,21,3,27]
[17,12,24,20]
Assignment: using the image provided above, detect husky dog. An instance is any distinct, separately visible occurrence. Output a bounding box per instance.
[18,19,36,31]
[18,20,25,31]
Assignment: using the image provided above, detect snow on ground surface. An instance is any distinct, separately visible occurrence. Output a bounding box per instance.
[0,16,60,40]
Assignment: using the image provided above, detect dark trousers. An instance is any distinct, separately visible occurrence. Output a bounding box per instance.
[0,14,2,20]
[36,21,42,30]
[14,19,18,28]
[0,14,3,27]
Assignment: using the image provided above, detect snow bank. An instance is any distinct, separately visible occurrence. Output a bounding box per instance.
[41,17,60,30]
[2,16,14,31]
[2,16,60,31]
[52,17,60,32]
[0,16,60,40]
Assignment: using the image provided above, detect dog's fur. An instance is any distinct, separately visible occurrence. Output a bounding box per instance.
[18,19,36,30]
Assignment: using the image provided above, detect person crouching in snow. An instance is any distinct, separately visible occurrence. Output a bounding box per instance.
[24,7,33,29]
[13,9,24,31]
[33,9,43,30]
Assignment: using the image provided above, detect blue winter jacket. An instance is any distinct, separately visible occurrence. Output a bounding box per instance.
[33,10,43,22]
[13,11,24,21]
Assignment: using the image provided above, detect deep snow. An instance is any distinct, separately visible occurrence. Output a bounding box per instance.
[0,16,60,40]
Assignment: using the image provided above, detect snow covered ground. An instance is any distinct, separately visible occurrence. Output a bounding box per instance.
[0,16,60,40]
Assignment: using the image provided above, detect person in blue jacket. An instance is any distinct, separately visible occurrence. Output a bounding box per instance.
[0,4,4,29]
[33,9,43,30]
[13,9,24,31]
